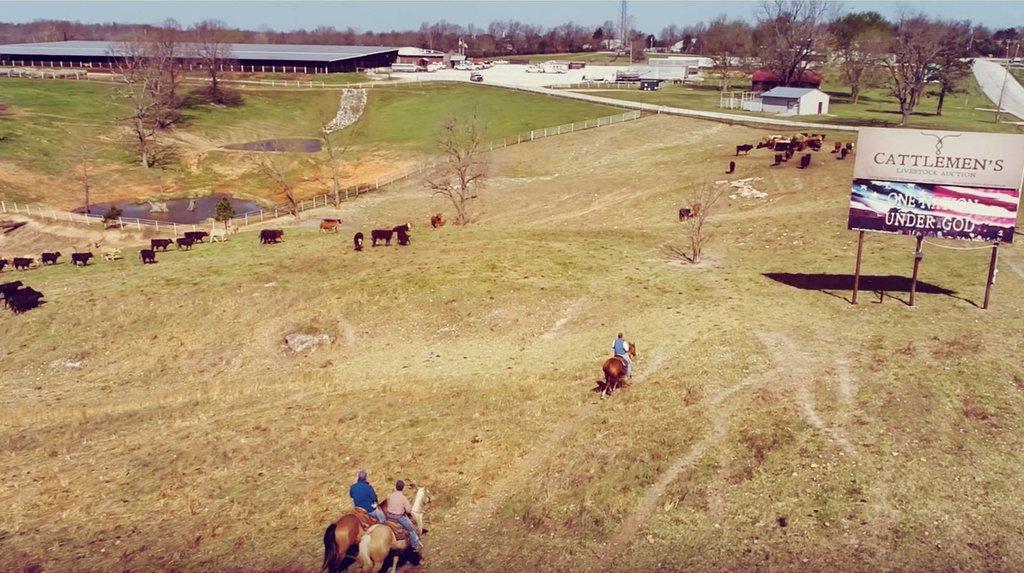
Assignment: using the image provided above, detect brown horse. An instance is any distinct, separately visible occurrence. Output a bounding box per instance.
[601,343,637,397]
[322,501,388,573]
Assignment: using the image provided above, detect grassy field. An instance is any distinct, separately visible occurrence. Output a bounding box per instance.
[0,79,617,207]
[576,77,1024,133]
[2,115,1023,571]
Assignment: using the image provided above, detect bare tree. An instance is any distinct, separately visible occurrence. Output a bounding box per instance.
[829,11,892,104]
[151,18,184,127]
[111,39,164,168]
[319,110,360,206]
[703,16,754,91]
[756,0,834,87]
[933,21,974,116]
[425,114,487,226]
[676,183,729,264]
[192,19,235,104]
[252,154,299,216]
[881,14,947,125]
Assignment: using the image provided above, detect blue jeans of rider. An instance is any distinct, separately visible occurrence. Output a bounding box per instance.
[369,507,387,523]
[389,513,421,550]
[617,353,633,377]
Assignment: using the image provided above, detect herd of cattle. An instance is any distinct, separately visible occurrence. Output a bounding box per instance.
[1,214,441,315]
[316,219,426,251]
[734,132,856,170]
[679,132,857,222]
[0,229,232,314]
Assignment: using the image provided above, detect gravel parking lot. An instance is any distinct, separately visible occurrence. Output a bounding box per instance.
[396,63,630,88]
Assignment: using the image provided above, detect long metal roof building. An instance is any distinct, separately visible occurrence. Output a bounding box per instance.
[0,40,399,73]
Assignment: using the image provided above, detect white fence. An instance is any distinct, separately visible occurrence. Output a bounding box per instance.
[2,109,643,232]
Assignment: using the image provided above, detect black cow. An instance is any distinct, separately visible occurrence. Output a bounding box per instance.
[184,231,209,243]
[259,229,284,244]
[397,230,411,246]
[151,238,174,251]
[808,139,822,152]
[799,154,811,169]
[773,153,784,166]
[41,251,61,265]
[13,257,33,270]
[71,252,93,266]
[727,161,736,174]
[839,147,850,160]
[0,280,24,304]
[371,229,394,246]
[0,259,7,272]
[140,249,157,264]
[6,287,44,313]
[353,232,364,251]
[735,144,754,156]
[176,237,194,250]
[845,142,855,152]
[392,223,411,234]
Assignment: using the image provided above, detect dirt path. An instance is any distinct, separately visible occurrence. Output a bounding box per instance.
[762,332,855,455]
[597,332,862,567]
[448,353,668,539]
[596,341,769,565]
[540,298,585,340]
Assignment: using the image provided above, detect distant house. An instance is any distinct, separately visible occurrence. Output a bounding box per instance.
[396,47,445,68]
[751,70,822,91]
[445,53,467,68]
[760,87,830,115]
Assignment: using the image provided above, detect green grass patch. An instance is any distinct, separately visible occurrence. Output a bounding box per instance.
[332,82,620,152]
[577,76,1024,133]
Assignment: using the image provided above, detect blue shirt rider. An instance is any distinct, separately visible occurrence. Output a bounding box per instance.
[348,470,387,523]
[612,332,632,377]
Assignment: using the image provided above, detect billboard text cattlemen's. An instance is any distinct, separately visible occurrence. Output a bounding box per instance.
[848,128,1024,243]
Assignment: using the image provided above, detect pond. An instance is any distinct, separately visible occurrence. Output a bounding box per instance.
[78,194,263,224]
[222,138,323,153]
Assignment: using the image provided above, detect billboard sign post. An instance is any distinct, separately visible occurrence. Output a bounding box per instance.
[847,128,1024,307]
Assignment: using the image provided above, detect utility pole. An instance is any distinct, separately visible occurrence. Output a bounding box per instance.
[995,64,1009,123]
[619,0,629,61]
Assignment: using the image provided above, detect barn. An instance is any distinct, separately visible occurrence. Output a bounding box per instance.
[0,40,399,73]
[396,47,445,68]
[759,87,830,115]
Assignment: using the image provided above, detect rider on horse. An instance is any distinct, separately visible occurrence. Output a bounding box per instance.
[386,480,423,554]
[349,470,387,523]
[612,333,633,378]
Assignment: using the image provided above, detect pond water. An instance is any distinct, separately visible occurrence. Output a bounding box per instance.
[78,194,263,224]
[222,138,322,153]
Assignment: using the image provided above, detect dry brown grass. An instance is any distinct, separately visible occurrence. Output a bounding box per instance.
[1,115,1023,572]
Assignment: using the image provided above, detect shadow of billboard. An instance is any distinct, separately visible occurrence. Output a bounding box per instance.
[762,272,970,306]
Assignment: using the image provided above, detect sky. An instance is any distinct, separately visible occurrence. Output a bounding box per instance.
[1,1,1022,33]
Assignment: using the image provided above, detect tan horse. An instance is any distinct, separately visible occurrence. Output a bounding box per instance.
[357,487,430,572]
[601,342,637,397]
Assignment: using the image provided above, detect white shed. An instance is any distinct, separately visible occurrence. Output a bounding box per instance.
[760,87,830,115]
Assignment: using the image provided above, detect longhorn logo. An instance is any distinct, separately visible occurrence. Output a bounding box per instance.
[922,132,961,156]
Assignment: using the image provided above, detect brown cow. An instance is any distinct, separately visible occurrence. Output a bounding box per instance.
[430,214,446,228]
[319,219,341,233]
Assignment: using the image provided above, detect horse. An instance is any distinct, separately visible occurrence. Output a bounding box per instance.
[357,487,430,573]
[322,500,389,573]
[601,343,638,397]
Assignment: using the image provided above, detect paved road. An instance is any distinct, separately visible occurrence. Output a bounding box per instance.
[405,64,861,132]
[972,59,1024,122]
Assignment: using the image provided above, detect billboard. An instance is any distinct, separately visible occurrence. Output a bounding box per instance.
[849,128,1024,242]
